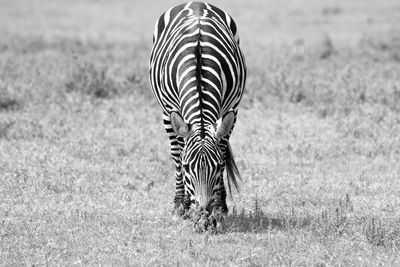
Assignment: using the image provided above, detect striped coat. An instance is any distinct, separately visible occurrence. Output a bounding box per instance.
[149,2,246,214]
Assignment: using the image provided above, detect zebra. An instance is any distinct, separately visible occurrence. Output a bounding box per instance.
[149,2,246,216]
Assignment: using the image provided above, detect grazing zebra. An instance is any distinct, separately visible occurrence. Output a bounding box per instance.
[149,2,246,216]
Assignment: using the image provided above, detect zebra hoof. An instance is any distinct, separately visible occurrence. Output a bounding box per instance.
[210,209,226,233]
[214,220,226,234]
[172,203,187,218]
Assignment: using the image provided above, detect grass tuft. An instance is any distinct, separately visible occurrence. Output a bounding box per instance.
[65,61,122,99]
[0,98,20,112]
[226,205,288,233]
[365,217,387,246]
[321,6,343,16]
[227,194,400,251]
[319,35,336,60]
[359,28,400,62]
[0,84,22,112]
[365,217,400,248]
[0,119,14,139]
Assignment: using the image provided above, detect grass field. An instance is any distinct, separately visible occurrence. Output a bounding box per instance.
[1,0,400,265]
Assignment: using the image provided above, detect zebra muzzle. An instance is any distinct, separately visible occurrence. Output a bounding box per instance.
[194,188,213,212]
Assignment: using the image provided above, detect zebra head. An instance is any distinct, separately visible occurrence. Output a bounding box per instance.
[171,111,235,212]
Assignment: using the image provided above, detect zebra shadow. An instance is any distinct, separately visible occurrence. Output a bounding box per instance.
[224,210,312,233]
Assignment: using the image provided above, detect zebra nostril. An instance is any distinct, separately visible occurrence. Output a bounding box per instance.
[194,201,211,212]
[199,201,212,213]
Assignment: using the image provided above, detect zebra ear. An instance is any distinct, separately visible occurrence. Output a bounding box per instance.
[171,111,190,138]
[215,112,235,140]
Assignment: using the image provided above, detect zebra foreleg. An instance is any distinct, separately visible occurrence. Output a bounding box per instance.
[163,113,187,215]
[213,138,229,215]
[212,111,239,216]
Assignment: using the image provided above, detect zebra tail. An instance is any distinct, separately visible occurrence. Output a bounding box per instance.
[225,141,241,198]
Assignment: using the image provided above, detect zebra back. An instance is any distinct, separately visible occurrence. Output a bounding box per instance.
[150,2,246,128]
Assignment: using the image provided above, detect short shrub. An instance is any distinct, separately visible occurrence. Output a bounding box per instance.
[65,61,120,98]
[0,83,22,112]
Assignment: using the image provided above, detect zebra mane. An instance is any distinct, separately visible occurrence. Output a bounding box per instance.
[225,141,241,198]
[195,18,205,139]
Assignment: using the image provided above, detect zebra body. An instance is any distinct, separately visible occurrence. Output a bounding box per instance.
[149,2,246,214]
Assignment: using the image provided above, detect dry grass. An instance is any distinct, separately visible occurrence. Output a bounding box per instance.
[1,0,400,265]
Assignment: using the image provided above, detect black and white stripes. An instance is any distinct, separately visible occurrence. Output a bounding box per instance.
[149,2,246,214]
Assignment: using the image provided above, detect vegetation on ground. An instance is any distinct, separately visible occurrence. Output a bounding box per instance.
[1,0,400,265]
